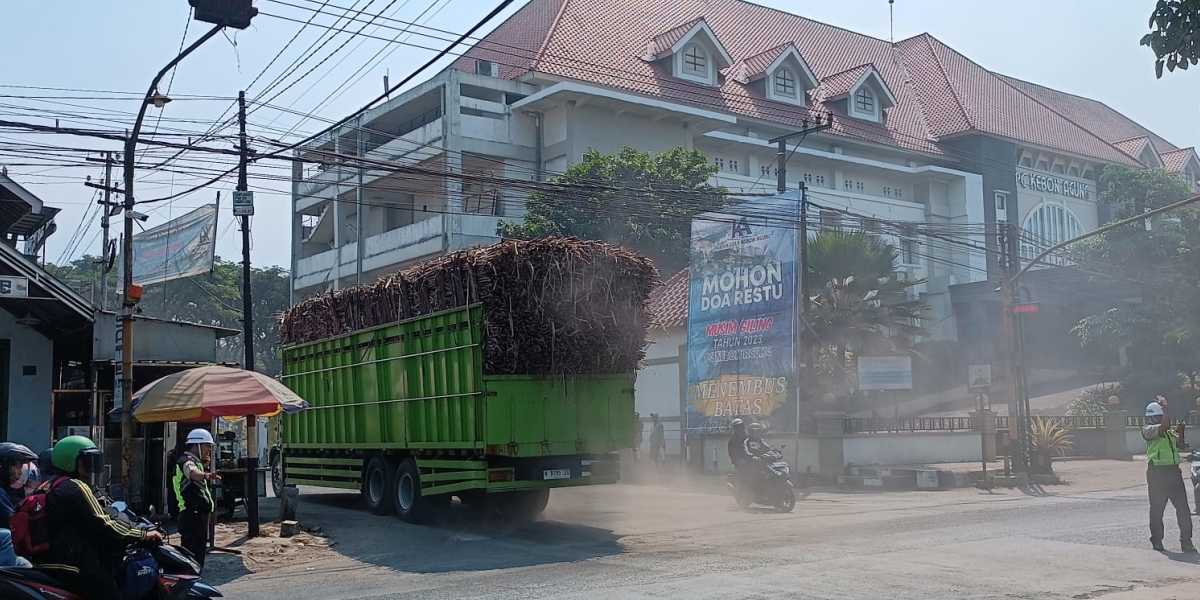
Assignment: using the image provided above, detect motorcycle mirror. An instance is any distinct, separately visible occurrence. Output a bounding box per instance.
[780,444,787,450]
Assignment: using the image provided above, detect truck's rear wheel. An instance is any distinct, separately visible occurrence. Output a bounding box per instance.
[394,458,429,524]
[270,449,284,498]
[499,489,549,520]
[364,456,395,515]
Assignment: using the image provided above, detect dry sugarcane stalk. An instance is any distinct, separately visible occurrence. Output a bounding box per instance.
[279,237,660,375]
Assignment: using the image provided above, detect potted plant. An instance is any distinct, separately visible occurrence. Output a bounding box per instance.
[1029,418,1073,474]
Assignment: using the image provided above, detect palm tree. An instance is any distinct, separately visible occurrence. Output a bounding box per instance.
[806,232,928,390]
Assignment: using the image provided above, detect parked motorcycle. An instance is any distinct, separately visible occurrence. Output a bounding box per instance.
[726,446,796,513]
[0,501,222,600]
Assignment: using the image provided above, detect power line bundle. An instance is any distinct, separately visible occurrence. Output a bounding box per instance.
[278,236,660,374]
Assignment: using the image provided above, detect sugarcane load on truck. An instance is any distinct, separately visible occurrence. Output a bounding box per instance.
[274,237,659,522]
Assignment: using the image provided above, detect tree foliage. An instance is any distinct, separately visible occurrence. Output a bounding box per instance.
[47,256,290,375]
[498,147,729,274]
[1141,0,1200,78]
[806,231,928,397]
[1072,165,1200,403]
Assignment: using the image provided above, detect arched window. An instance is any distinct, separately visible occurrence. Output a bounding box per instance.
[1022,203,1084,265]
[682,44,708,77]
[854,88,876,115]
[774,68,797,97]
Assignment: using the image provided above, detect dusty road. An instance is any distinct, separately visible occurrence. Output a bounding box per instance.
[207,460,1200,599]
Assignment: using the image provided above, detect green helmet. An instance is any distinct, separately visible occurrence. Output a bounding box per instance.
[52,435,101,474]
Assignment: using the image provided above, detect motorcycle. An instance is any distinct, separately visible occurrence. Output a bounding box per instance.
[726,446,796,513]
[0,501,222,600]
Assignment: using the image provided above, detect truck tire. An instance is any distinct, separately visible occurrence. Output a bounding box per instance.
[394,458,429,524]
[499,489,549,520]
[270,448,284,498]
[364,456,396,515]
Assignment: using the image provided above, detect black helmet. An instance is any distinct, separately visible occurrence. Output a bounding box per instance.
[730,418,745,429]
[0,442,38,466]
[37,448,56,477]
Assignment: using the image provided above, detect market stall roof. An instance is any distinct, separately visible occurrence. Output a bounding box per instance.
[0,234,93,339]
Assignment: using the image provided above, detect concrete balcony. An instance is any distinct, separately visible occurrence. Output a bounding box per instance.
[294,216,447,291]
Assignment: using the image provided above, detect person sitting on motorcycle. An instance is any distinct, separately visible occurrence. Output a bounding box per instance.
[37,435,162,600]
[742,424,774,488]
[0,442,37,568]
[728,419,750,490]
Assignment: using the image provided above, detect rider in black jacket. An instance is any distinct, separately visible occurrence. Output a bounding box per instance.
[37,435,162,600]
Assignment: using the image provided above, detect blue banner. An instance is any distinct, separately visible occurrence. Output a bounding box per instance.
[686,194,800,435]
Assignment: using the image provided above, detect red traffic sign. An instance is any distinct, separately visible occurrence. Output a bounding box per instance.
[1012,303,1039,314]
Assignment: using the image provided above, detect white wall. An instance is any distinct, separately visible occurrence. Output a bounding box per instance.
[0,313,53,451]
[696,433,820,476]
[843,431,983,466]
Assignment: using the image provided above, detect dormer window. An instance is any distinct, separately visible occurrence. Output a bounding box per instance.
[682,44,708,78]
[774,68,797,98]
[644,18,732,87]
[822,64,894,123]
[854,88,876,116]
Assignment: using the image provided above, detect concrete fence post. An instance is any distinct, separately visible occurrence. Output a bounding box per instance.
[970,408,997,461]
[814,411,847,481]
[1103,408,1131,461]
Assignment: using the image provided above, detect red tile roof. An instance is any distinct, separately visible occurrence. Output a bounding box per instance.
[644,18,707,61]
[454,0,1169,167]
[1112,136,1151,160]
[648,268,689,329]
[817,63,875,100]
[726,43,791,83]
[1161,148,1198,174]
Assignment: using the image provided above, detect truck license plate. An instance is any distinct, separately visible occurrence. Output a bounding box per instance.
[543,469,571,480]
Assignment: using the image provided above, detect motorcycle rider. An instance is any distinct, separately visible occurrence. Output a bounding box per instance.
[173,429,219,568]
[742,423,773,492]
[728,419,749,491]
[37,435,162,600]
[0,442,37,568]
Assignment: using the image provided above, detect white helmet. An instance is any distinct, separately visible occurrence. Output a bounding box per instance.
[186,429,215,446]
[1146,402,1165,418]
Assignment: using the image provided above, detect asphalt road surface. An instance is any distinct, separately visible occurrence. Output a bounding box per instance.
[210,462,1200,600]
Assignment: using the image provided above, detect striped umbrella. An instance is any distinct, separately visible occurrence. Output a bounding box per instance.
[131,365,309,423]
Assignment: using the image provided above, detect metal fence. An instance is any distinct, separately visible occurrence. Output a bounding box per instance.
[844,413,1200,435]
[843,417,978,434]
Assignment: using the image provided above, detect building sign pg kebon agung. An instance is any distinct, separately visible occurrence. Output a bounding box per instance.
[686,195,799,435]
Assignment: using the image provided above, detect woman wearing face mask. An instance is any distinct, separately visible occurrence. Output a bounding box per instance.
[0,442,38,567]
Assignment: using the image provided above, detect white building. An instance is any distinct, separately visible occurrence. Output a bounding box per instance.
[290,0,1199,463]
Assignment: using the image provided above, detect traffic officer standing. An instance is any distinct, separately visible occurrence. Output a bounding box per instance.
[173,429,220,567]
[1142,396,1196,553]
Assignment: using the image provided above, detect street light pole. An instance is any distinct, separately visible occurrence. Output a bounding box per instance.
[118,23,223,504]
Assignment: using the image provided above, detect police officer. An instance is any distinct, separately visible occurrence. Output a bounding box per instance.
[1142,396,1196,553]
[173,429,220,567]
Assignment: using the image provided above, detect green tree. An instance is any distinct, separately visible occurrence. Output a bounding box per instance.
[1141,0,1200,78]
[47,256,290,376]
[498,147,729,274]
[1071,165,1196,405]
[805,231,928,395]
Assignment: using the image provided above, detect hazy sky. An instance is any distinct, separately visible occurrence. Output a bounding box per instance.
[1,0,1196,270]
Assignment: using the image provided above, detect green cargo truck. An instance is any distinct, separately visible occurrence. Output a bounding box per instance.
[274,305,635,522]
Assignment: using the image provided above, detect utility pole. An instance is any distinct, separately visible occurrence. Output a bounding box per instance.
[118,0,255,507]
[355,117,365,285]
[84,152,117,310]
[769,117,830,465]
[236,90,261,537]
[100,152,113,311]
[999,223,1029,473]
